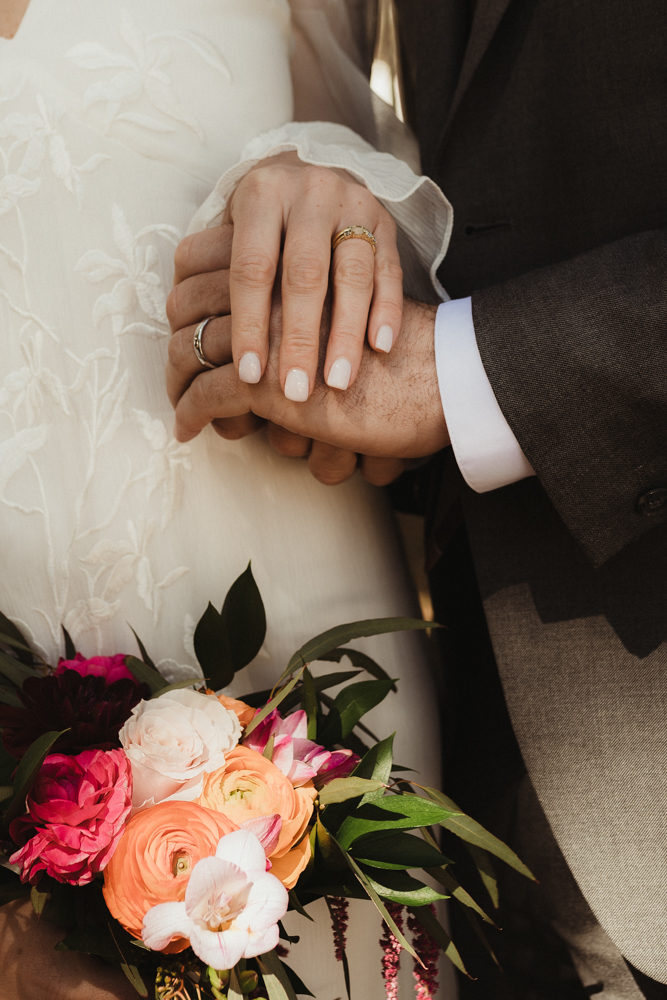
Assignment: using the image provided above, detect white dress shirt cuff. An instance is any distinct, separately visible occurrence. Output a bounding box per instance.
[435,297,536,493]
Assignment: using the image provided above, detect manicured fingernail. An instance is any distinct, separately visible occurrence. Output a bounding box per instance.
[375,325,394,353]
[284,368,309,402]
[326,357,352,390]
[239,352,261,383]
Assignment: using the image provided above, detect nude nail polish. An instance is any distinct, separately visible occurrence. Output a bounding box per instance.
[326,357,352,390]
[284,368,309,401]
[375,325,394,353]
[239,352,261,383]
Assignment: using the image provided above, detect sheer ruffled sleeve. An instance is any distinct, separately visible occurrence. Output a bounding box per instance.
[187,0,452,301]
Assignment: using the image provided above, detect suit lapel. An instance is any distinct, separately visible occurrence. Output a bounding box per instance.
[442,0,514,134]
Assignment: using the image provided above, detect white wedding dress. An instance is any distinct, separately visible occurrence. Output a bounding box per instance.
[0,2,454,996]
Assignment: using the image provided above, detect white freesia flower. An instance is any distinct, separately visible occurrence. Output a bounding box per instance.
[142,829,288,968]
[119,689,241,809]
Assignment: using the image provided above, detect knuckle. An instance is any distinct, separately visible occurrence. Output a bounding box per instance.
[231,250,276,289]
[302,165,338,193]
[165,285,180,328]
[283,253,328,294]
[374,257,403,285]
[167,330,186,368]
[334,254,374,289]
[173,234,195,276]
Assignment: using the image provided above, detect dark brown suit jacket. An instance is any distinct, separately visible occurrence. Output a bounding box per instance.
[392,0,667,980]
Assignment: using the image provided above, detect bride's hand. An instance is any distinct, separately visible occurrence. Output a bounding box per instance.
[0,899,137,1000]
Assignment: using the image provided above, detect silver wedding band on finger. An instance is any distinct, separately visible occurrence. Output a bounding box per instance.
[193,316,218,369]
[331,225,377,255]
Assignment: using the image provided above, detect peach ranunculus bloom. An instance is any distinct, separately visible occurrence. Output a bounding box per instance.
[103,801,238,949]
[216,694,256,729]
[197,746,317,890]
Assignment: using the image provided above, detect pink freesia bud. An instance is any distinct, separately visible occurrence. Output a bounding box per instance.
[313,749,360,789]
[243,709,359,788]
[56,653,135,685]
[241,814,283,864]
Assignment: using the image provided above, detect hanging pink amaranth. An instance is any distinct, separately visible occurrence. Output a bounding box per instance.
[326,896,350,962]
[407,906,440,1000]
[380,902,405,1000]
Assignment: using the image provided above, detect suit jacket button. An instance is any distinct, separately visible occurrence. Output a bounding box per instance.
[637,487,667,516]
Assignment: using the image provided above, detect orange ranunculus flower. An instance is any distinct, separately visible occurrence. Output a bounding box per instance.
[197,746,317,889]
[216,694,256,729]
[103,801,238,948]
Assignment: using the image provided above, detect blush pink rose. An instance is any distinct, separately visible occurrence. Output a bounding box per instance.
[56,653,134,685]
[9,748,132,885]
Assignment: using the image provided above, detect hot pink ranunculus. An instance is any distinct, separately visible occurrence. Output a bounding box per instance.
[56,653,134,685]
[9,748,132,885]
[243,710,359,788]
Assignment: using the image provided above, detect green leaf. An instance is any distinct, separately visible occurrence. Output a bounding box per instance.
[319,777,386,805]
[0,685,22,707]
[3,729,68,827]
[125,656,168,694]
[149,678,199,698]
[352,830,449,870]
[288,889,314,921]
[30,885,49,916]
[466,843,499,909]
[258,950,298,1000]
[360,866,448,906]
[120,964,149,997]
[221,562,267,673]
[408,904,469,976]
[342,850,422,964]
[0,613,34,664]
[263,735,275,761]
[352,734,395,803]
[193,602,234,691]
[422,787,536,881]
[282,961,315,998]
[0,650,37,688]
[318,679,395,746]
[425,866,496,926]
[0,786,12,802]
[316,647,397,689]
[282,670,362,715]
[128,626,156,671]
[460,905,502,969]
[0,631,38,661]
[336,795,455,850]
[243,668,305,738]
[61,626,76,660]
[301,667,318,740]
[228,967,244,1000]
[282,617,433,683]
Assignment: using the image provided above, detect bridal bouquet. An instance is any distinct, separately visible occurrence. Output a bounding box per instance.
[0,566,532,1000]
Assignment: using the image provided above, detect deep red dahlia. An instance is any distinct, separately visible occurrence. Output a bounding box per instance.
[0,668,150,759]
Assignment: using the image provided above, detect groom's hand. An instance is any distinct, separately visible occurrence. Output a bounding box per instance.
[171,294,449,465]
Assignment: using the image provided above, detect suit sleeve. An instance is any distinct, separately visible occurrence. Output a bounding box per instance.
[471,227,667,567]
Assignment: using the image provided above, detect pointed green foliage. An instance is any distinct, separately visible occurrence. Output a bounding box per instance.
[120,964,148,997]
[336,794,455,850]
[342,851,422,964]
[282,961,315,998]
[0,612,34,664]
[358,864,448,906]
[288,889,314,921]
[125,656,168,694]
[316,647,396,689]
[61,626,76,660]
[221,562,267,673]
[263,735,275,761]
[228,967,244,1000]
[319,777,386,805]
[194,601,234,691]
[258,949,298,1000]
[128,626,156,670]
[301,667,318,740]
[318,679,395,746]
[466,843,499,908]
[0,685,22,707]
[422,787,535,881]
[30,886,49,916]
[425,866,496,926]
[352,734,394,803]
[244,668,305,737]
[3,729,69,827]
[352,830,449,870]
[282,670,361,714]
[0,650,37,688]
[460,905,502,969]
[281,617,433,684]
[408,904,469,976]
